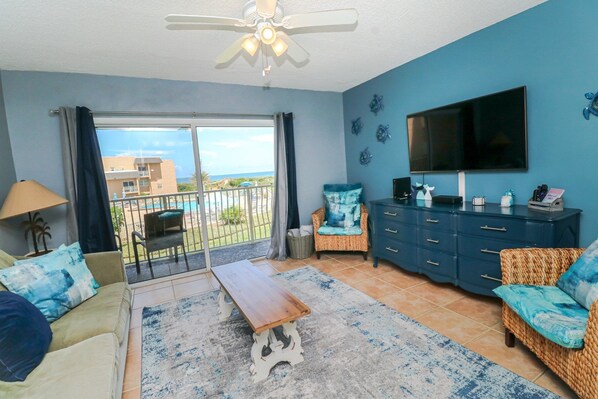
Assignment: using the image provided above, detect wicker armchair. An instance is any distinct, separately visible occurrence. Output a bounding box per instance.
[312,204,369,260]
[500,248,597,399]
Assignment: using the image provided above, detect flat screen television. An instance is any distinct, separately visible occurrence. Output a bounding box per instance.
[406,86,527,173]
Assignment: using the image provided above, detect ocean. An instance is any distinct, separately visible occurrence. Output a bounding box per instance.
[176,171,274,184]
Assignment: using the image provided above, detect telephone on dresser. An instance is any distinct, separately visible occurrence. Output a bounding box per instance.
[532,184,549,202]
[528,184,565,212]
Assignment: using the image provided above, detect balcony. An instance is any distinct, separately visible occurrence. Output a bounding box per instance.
[110,185,272,284]
[122,187,139,194]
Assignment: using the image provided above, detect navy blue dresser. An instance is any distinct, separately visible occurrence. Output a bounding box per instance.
[370,199,582,296]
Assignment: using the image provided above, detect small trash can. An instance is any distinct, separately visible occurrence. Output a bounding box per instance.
[287,225,314,259]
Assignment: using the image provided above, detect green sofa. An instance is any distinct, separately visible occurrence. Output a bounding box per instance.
[0,251,132,399]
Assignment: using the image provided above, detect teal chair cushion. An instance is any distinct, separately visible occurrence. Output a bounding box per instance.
[557,237,598,310]
[494,285,588,349]
[158,210,183,220]
[317,225,363,236]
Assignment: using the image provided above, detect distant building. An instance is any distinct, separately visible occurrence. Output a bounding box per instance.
[102,156,177,198]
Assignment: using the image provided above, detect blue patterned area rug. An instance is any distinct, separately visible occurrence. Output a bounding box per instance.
[141,266,556,398]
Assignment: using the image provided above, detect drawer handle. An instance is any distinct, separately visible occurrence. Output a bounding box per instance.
[426,218,439,224]
[480,248,501,255]
[481,274,502,283]
[385,247,399,253]
[480,225,507,232]
[426,260,440,266]
[384,211,398,217]
[426,238,440,244]
[384,228,398,234]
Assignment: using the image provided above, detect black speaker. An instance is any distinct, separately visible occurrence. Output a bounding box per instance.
[393,177,411,200]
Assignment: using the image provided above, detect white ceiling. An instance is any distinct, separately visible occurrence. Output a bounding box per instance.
[0,0,546,92]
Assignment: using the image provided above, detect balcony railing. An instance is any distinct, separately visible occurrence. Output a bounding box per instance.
[110,185,273,265]
[122,186,138,193]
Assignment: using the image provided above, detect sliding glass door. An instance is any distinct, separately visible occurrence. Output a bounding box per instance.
[194,124,274,267]
[95,117,273,283]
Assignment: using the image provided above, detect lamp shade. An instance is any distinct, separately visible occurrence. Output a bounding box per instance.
[0,180,68,220]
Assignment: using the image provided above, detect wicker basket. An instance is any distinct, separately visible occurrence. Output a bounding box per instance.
[287,232,314,259]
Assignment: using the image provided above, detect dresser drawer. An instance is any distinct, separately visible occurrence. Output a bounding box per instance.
[376,205,417,224]
[417,248,457,278]
[457,215,543,243]
[377,220,417,243]
[374,236,417,271]
[418,228,457,253]
[418,211,456,232]
[458,256,502,295]
[458,236,532,262]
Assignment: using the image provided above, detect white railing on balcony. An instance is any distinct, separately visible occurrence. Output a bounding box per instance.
[110,185,273,265]
[123,186,138,193]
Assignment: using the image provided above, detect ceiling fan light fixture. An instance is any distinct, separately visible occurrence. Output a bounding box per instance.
[271,37,288,56]
[259,23,277,45]
[241,36,260,56]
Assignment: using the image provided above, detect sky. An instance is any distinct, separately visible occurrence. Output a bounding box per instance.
[96,126,274,179]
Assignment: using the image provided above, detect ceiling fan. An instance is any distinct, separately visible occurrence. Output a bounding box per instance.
[165,0,358,68]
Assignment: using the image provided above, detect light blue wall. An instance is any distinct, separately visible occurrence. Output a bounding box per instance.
[0,74,27,253]
[1,71,347,249]
[343,1,598,247]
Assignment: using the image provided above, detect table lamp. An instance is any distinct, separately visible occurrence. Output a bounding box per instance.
[0,180,68,255]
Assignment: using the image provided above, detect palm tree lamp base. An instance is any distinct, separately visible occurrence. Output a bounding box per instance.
[22,211,53,255]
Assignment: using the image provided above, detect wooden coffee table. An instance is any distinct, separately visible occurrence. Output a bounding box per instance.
[212,260,311,382]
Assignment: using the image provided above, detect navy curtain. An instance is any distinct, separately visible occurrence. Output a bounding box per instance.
[283,113,300,230]
[75,107,117,253]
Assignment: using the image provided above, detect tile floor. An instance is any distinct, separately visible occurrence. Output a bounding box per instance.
[122,253,579,399]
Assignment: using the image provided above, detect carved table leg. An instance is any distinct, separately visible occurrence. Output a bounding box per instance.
[281,321,304,366]
[249,321,305,382]
[218,289,235,321]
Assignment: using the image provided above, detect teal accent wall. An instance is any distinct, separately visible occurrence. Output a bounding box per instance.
[0,74,27,254]
[343,1,598,246]
[0,71,347,248]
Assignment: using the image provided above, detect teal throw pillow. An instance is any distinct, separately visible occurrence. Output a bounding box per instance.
[0,263,84,322]
[14,242,99,290]
[324,188,362,228]
[557,238,598,310]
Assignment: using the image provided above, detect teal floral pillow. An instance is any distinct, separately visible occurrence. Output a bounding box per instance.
[324,188,362,228]
[0,263,84,322]
[557,238,598,310]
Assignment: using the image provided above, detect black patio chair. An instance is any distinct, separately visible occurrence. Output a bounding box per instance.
[132,209,189,276]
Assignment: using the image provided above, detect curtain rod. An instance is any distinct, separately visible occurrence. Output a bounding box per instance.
[48,109,275,120]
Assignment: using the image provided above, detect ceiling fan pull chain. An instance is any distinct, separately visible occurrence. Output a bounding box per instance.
[261,42,272,77]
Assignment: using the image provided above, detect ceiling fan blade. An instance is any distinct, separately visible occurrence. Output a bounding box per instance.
[215,34,253,64]
[280,9,358,30]
[165,14,247,27]
[256,0,277,18]
[276,32,309,63]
